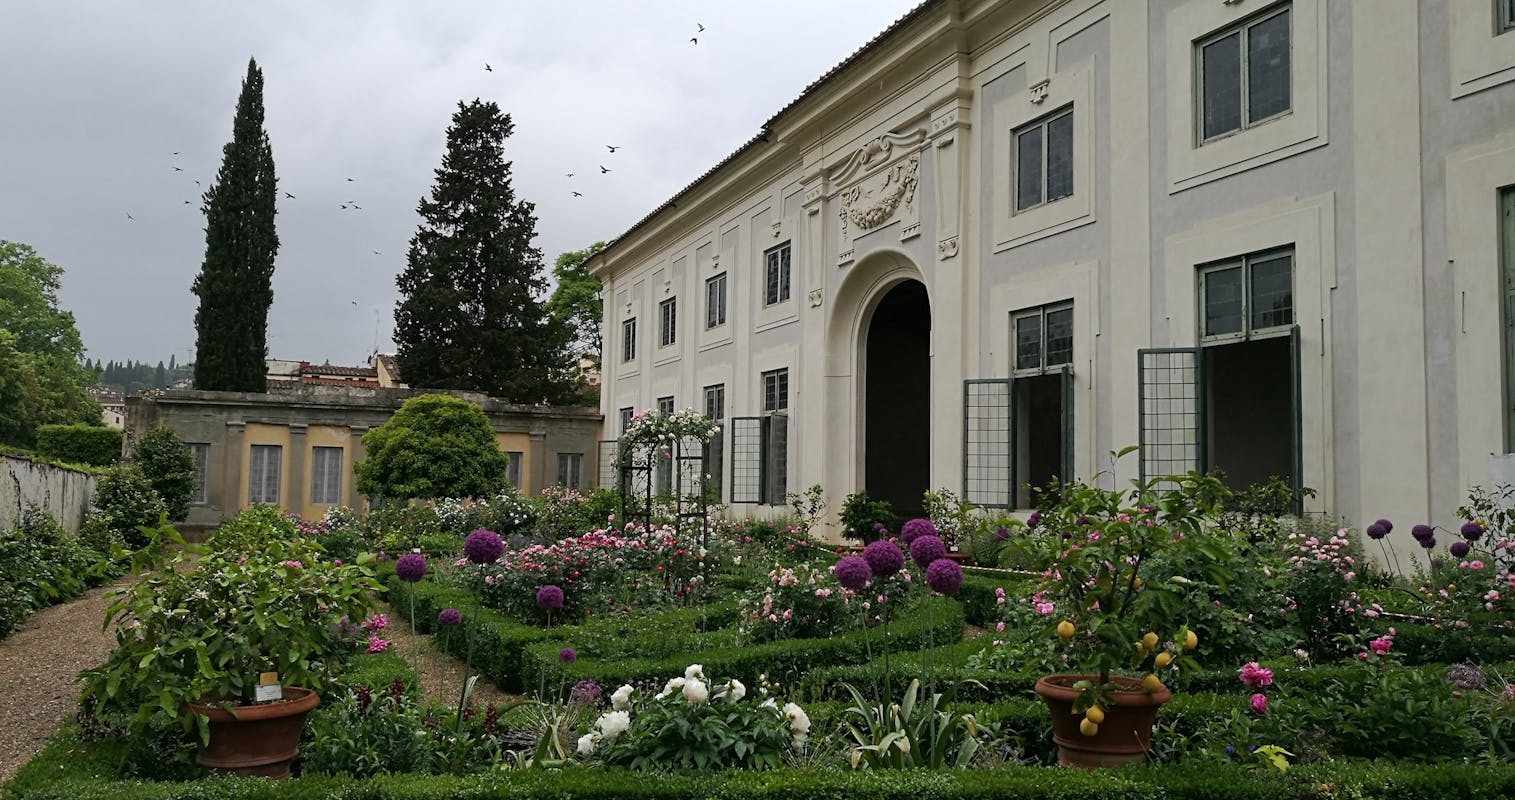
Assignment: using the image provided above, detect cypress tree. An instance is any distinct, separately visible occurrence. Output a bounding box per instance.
[191,57,279,392]
[393,99,574,404]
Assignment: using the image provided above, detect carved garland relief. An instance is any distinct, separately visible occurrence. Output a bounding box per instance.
[830,131,927,265]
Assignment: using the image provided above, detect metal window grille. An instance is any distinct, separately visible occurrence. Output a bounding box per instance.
[963,379,1014,507]
[706,273,727,328]
[1013,105,1074,212]
[310,446,343,505]
[621,318,637,362]
[1137,348,1202,483]
[248,444,282,505]
[505,451,523,488]
[729,416,765,504]
[765,413,788,504]
[597,440,618,489]
[188,443,209,504]
[659,297,677,347]
[1197,4,1292,143]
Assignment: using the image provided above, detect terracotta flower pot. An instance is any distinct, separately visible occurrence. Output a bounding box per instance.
[185,687,321,779]
[1034,674,1171,769]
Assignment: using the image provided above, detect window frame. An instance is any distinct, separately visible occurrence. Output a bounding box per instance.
[703,384,725,421]
[310,446,344,506]
[621,317,637,362]
[1011,301,1075,376]
[619,407,634,435]
[505,450,524,488]
[1501,0,1515,35]
[556,452,583,489]
[705,273,728,329]
[248,444,282,506]
[1194,2,1293,146]
[763,242,792,306]
[1197,247,1296,345]
[658,297,678,347]
[656,395,675,415]
[761,368,789,413]
[1012,105,1075,214]
[187,443,210,505]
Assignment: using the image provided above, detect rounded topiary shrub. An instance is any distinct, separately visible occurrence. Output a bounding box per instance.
[91,464,167,548]
[354,393,509,501]
[130,425,196,521]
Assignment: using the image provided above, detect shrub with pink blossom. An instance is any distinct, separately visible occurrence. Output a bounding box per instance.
[739,561,870,642]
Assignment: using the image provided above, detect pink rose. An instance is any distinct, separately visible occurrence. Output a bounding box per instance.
[1369,636,1393,655]
[1239,662,1274,687]
[1250,693,1268,714]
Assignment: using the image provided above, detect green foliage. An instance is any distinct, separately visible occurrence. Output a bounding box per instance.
[394,100,577,404]
[0,241,101,447]
[0,507,110,640]
[34,424,120,466]
[839,678,984,769]
[302,682,508,777]
[129,425,196,521]
[840,491,896,543]
[192,58,279,393]
[594,669,798,771]
[546,241,606,366]
[80,509,378,745]
[90,464,168,549]
[355,394,510,501]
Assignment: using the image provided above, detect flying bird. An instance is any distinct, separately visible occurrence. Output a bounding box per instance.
[284,192,295,199]
[372,250,382,255]
[599,165,611,173]
[346,177,355,182]
[340,204,349,209]
[351,301,358,306]
[571,191,583,197]
[697,23,705,32]
[690,37,698,45]
[351,203,362,210]
[172,166,183,171]
[126,213,134,220]
[565,172,574,177]
[606,145,620,153]
[484,63,492,72]
[171,151,180,155]
[182,200,191,205]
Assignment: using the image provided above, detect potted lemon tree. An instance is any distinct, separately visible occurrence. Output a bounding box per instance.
[1024,450,1228,768]
[82,509,377,779]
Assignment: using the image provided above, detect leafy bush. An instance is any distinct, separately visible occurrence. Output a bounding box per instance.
[302,681,507,777]
[0,506,103,639]
[90,463,167,548]
[355,393,510,501]
[841,492,896,542]
[129,425,196,521]
[34,423,121,466]
[738,561,859,642]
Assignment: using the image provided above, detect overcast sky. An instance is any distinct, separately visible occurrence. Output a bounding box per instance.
[1,0,921,367]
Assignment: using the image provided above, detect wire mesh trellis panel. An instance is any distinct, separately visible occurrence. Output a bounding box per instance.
[963,379,1013,507]
[729,416,765,504]
[1137,348,1202,483]
[597,440,618,490]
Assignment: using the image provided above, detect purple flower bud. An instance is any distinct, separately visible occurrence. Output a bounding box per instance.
[833,555,872,591]
[1461,522,1484,542]
[1419,534,1437,550]
[1450,540,1471,558]
[900,518,937,546]
[863,540,904,579]
[1366,522,1387,540]
[909,534,947,569]
[1411,524,1434,542]
[925,558,963,595]
[464,529,506,564]
[395,553,428,582]
[994,526,1010,542]
[437,608,462,627]
[1374,519,1394,534]
[558,647,577,664]
[537,584,565,610]
[1026,511,1041,529]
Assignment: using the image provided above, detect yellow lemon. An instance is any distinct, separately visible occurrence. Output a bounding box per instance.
[1057,620,1076,639]
[1155,652,1173,669]
[1142,674,1165,694]
[1084,705,1106,724]
[1184,630,1199,650]
[1142,632,1160,650]
[1131,576,1144,589]
[1079,718,1099,737]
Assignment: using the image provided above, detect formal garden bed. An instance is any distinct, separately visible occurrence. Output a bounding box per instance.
[5,440,1515,797]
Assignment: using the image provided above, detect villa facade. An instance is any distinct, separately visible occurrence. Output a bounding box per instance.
[589,0,1515,541]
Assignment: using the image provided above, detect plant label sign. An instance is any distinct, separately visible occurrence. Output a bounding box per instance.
[255,672,283,702]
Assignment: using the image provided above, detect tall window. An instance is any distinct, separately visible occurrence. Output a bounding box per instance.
[187,443,209,505]
[657,395,675,415]
[764,243,792,306]
[1012,303,1074,374]
[1501,0,1515,35]
[703,384,725,421]
[703,383,726,496]
[248,444,282,505]
[1199,248,1294,342]
[619,407,634,434]
[762,368,789,412]
[1502,189,1515,452]
[621,317,637,362]
[659,297,678,347]
[1197,4,1291,143]
[706,273,728,328]
[505,451,524,488]
[1014,106,1074,212]
[310,446,344,506]
[557,453,583,488]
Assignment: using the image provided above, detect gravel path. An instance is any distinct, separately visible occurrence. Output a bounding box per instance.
[375,601,522,711]
[0,579,128,783]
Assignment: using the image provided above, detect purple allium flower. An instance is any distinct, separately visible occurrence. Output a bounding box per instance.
[438,608,462,627]
[1419,534,1437,550]
[1026,511,1041,529]
[1450,540,1471,558]
[833,555,872,591]
[1076,515,1090,526]
[1366,522,1387,540]
[1431,557,1446,570]
[395,553,428,582]
[1374,519,1394,534]
[537,584,565,610]
[464,529,506,564]
[1411,524,1434,542]
[1461,521,1484,542]
[925,558,963,595]
[873,522,889,536]
[569,679,603,706]
[994,526,1010,542]
[900,518,937,545]
[558,647,577,664]
[909,534,947,569]
[863,540,905,578]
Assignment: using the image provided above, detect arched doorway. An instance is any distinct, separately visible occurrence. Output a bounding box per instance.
[863,279,930,520]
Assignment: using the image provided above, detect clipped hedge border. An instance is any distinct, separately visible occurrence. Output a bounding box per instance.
[7,755,1515,800]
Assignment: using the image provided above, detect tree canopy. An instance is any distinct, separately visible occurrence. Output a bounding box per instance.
[354,393,510,501]
[131,425,198,521]
[393,99,576,405]
[0,240,100,447]
[547,241,606,365]
[192,57,279,393]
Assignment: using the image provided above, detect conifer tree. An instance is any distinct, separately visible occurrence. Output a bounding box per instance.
[191,58,279,392]
[393,100,574,404]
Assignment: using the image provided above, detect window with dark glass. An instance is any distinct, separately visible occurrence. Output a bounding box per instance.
[764,243,792,306]
[1198,4,1291,142]
[621,317,637,362]
[706,273,727,328]
[188,443,209,504]
[1199,248,1294,342]
[1501,0,1515,35]
[657,395,675,415]
[556,453,583,488]
[619,407,634,434]
[762,368,789,412]
[659,297,677,347]
[505,451,523,488]
[1012,303,1074,374]
[1013,106,1074,212]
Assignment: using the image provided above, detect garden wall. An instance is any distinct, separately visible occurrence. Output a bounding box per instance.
[1,454,96,535]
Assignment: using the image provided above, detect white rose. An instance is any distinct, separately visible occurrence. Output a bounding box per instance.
[725,679,746,702]
[684,664,705,681]
[595,710,631,740]
[783,702,810,737]
[611,684,635,711]
[656,676,685,699]
[576,733,597,756]
[759,697,778,711]
[682,678,709,704]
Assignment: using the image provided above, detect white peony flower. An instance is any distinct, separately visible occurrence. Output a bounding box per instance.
[684,664,705,681]
[595,710,631,740]
[783,702,811,738]
[657,676,686,699]
[682,678,709,704]
[759,697,778,711]
[611,684,635,711]
[725,679,746,702]
[576,733,597,756]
